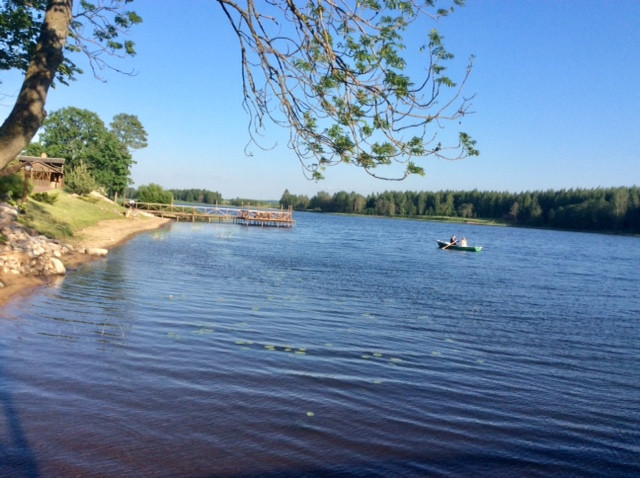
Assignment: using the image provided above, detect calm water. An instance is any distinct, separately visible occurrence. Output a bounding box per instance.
[1,213,638,477]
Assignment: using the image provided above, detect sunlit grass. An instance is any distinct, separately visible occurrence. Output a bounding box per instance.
[18,191,126,240]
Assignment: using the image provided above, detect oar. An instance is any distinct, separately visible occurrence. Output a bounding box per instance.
[442,241,456,249]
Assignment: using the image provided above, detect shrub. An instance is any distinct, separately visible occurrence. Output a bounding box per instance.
[0,173,27,201]
[137,183,173,204]
[31,192,59,204]
[65,161,98,196]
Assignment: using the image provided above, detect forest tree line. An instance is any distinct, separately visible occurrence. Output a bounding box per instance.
[129,186,273,208]
[169,188,223,204]
[279,187,640,234]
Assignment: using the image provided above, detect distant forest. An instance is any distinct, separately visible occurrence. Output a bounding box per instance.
[279,187,640,234]
[167,189,277,208]
[169,188,222,204]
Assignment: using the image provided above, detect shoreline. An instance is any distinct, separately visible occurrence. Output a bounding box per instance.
[0,215,171,308]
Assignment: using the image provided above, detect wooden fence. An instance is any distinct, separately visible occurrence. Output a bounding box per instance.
[131,202,295,228]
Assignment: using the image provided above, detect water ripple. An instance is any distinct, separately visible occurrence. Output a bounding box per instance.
[1,216,638,476]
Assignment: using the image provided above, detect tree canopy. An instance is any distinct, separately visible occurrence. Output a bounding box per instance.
[26,106,143,197]
[1,0,476,182]
[0,0,141,169]
[137,183,173,204]
[0,0,140,83]
[110,113,148,151]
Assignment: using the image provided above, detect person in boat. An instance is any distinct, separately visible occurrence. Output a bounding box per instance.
[449,235,458,245]
[460,237,468,246]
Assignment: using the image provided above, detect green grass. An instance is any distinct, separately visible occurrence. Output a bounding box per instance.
[419,215,507,226]
[18,191,126,241]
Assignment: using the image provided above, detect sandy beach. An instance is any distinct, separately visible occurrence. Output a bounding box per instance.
[0,215,171,308]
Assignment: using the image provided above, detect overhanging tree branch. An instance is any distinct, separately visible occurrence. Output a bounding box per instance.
[1,0,477,182]
[217,0,478,181]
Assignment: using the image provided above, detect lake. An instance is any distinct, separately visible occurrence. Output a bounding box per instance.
[1,212,638,477]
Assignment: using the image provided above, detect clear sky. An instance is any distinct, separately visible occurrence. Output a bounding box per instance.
[1,0,639,200]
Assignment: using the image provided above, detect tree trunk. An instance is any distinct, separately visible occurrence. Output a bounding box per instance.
[0,0,73,170]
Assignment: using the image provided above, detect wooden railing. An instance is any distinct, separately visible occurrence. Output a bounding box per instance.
[130,202,295,227]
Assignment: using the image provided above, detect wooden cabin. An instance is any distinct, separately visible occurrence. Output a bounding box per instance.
[18,155,66,192]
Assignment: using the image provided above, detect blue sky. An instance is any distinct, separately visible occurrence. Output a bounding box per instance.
[1,0,639,200]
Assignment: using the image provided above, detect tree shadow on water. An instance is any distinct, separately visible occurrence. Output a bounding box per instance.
[0,359,40,478]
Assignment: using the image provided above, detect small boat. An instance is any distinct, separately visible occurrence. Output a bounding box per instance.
[436,240,483,252]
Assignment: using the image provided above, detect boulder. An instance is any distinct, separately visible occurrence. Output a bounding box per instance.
[49,257,67,275]
[85,247,108,257]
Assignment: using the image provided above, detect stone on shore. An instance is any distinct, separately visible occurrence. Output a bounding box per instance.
[1,203,78,278]
[1,200,170,307]
[49,257,67,274]
[84,247,109,257]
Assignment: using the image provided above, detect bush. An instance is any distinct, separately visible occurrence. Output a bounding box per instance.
[65,161,98,196]
[137,183,173,204]
[0,173,27,201]
[31,192,59,205]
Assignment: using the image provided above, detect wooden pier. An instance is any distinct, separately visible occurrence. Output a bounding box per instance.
[131,202,295,228]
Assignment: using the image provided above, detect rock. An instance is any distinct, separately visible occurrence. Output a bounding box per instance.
[0,202,75,280]
[0,206,18,218]
[32,246,46,257]
[49,257,66,275]
[85,247,108,257]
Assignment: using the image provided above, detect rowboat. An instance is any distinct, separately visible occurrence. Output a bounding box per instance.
[436,240,483,252]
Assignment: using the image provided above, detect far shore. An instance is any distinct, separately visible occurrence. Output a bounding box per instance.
[0,215,171,309]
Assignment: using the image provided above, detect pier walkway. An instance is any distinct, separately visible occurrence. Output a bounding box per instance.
[131,202,295,228]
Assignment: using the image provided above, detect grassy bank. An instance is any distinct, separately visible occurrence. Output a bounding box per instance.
[2,191,170,307]
[416,215,507,226]
[18,191,126,241]
[333,212,507,227]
